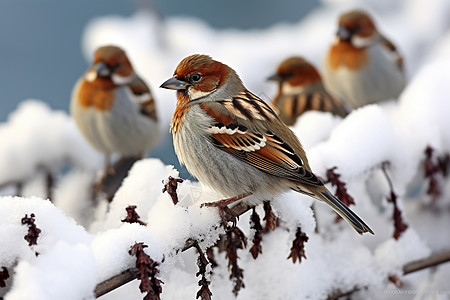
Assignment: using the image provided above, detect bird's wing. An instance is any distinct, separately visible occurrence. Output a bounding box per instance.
[275,87,350,122]
[199,91,323,186]
[129,76,158,121]
[380,35,404,71]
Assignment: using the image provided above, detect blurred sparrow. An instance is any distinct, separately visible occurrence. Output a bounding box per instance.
[71,45,159,173]
[323,10,405,108]
[268,56,350,125]
[161,54,373,235]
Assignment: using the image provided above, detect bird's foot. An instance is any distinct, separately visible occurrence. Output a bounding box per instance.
[201,193,252,226]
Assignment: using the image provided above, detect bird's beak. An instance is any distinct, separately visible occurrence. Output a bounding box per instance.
[336,26,352,41]
[95,61,112,78]
[267,73,283,82]
[160,76,189,90]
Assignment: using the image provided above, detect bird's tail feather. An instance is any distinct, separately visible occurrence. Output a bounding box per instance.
[319,192,374,235]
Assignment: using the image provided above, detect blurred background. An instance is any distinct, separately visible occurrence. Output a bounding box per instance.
[0,0,320,177]
[2,0,449,180]
[0,0,319,122]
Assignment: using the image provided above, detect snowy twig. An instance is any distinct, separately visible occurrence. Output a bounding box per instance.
[95,202,251,297]
[94,268,137,297]
[181,202,251,251]
[327,250,450,299]
[93,218,450,300]
[403,249,450,274]
[381,162,408,240]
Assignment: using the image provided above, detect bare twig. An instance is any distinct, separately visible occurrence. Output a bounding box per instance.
[381,162,408,240]
[403,250,450,274]
[94,156,139,202]
[46,171,53,202]
[16,182,23,197]
[327,250,450,299]
[95,249,450,298]
[95,202,250,297]
[94,268,137,297]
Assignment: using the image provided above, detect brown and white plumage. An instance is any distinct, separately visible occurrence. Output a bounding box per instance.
[269,56,350,125]
[71,45,159,171]
[161,54,373,235]
[323,10,405,108]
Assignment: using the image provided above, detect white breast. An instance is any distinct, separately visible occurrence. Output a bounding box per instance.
[323,44,405,108]
[71,83,159,156]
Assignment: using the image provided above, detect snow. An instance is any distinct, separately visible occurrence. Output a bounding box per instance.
[5,241,96,300]
[0,100,102,185]
[1,0,450,299]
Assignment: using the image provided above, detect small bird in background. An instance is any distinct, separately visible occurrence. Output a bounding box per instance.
[268,56,350,126]
[323,10,405,108]
[160,54,373,235]
[71,45,159,174]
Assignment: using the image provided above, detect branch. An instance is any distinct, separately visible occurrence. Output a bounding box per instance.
[403,250,450,274]
[327,250,450,299]
[95,205,450,300]
[94,202,251,297]
[94,156,140,202]
[94,268,137,298]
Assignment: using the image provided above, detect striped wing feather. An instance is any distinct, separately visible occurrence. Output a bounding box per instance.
[202,91,323,187]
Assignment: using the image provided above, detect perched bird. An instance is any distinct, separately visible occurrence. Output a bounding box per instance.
[323,10,405,108]
[71,45,159,173]
[161,54,373,235]
[268,56,350,125]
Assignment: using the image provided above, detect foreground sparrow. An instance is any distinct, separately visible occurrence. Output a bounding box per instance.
[161,54,373,235]
[268,56,350,125]
[71,45,159,172]
[323,10,405,108]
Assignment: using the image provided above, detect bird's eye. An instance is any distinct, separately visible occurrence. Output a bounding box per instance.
[190,73,202,83]
[111,63,121,70]
[352,25,361,33]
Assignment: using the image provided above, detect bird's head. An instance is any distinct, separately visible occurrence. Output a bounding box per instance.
[335,10,379,48]
[85,45,135,87]
[161,54,241,102]
[268,56,322,94]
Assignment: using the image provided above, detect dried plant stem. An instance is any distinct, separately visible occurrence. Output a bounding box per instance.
[95,202,250,298]
[94,211,450,299]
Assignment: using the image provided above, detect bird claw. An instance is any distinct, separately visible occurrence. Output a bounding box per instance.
[200,193,251,226]
[201,200,239,227]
